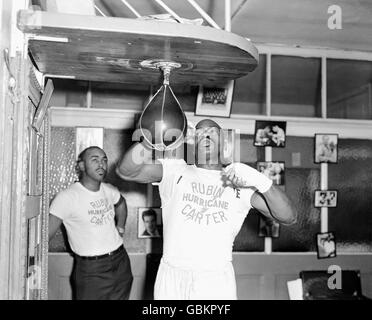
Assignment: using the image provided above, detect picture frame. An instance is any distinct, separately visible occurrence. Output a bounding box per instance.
[28,127,43,196]
[258,217,280,238]
[138,207,162,239]
[316,232,337,259]
[254,120,287,147]
[195,80,234,118]
[76,127,104,157]
[314,133,338,164]
[257,161,285,186]
[314,190,338,208]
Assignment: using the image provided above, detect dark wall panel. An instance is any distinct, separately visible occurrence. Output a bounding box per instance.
[329,139,372,252]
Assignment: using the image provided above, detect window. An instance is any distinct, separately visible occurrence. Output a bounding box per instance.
[232,54,267,115]
[271,55,322,117]
[327,59,372,120]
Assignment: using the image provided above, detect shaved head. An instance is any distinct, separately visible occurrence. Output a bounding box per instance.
[195,119,221,130]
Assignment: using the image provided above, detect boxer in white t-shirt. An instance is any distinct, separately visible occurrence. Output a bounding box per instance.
[116,119,296,300]
[49,146,133,300]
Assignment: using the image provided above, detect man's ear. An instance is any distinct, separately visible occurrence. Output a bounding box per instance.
[78,160,85,173]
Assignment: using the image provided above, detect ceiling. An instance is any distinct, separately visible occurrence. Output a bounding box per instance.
[90,0,372,52]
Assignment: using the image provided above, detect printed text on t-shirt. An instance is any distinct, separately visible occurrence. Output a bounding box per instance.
[88,198,115,225]
[181,182,230,225]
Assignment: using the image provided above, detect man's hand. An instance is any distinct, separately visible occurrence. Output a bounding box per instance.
[222,162,272,192]
[222,164,296,225]
[117,226,125,237]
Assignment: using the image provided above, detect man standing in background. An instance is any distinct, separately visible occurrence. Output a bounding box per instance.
[49,146,133,300]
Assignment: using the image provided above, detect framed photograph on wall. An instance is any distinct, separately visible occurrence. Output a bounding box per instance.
[76,127,104,157]
[254,120,287,147]
[258,217,280,238]
[138,207,162,239]
[257,161,285,185]
[314,190,338,208]
[195,80,234,118]
[314,133,338,163]
[316,232,337,259]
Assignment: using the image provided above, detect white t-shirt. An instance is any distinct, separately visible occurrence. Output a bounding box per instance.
[49,182,123,256]
[159,159,254,270]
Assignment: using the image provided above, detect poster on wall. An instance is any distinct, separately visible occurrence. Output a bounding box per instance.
[137,207,162,239]
[314,190,338,208]
[316,232,337,259]
[254,120,287,147]
[195,80,234,118]
[257,161,285,185]
[314,133,338,163]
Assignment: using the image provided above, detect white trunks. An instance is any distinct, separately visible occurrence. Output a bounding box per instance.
[154,258,237,300]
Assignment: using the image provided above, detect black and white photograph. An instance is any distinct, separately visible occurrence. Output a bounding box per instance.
[316,232,337,259]
[195,80,234,117]
[2,0,372,303]
[254,121,287,147]
[314,134,338,164]
[314,190,338,208]
[137,208,162,239]
[257,161,285,186]
[258,217,280,238]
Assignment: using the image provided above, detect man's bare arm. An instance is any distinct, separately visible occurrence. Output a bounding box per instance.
[115,195,128,235]
[49,214,63,240]
[251,187,297,225]
[223,162,297,225]
[116,142,163,183]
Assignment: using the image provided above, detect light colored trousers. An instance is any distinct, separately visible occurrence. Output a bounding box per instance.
[154,258,237,300]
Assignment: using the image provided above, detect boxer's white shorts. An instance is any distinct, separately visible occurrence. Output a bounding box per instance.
[154,258,237,300]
